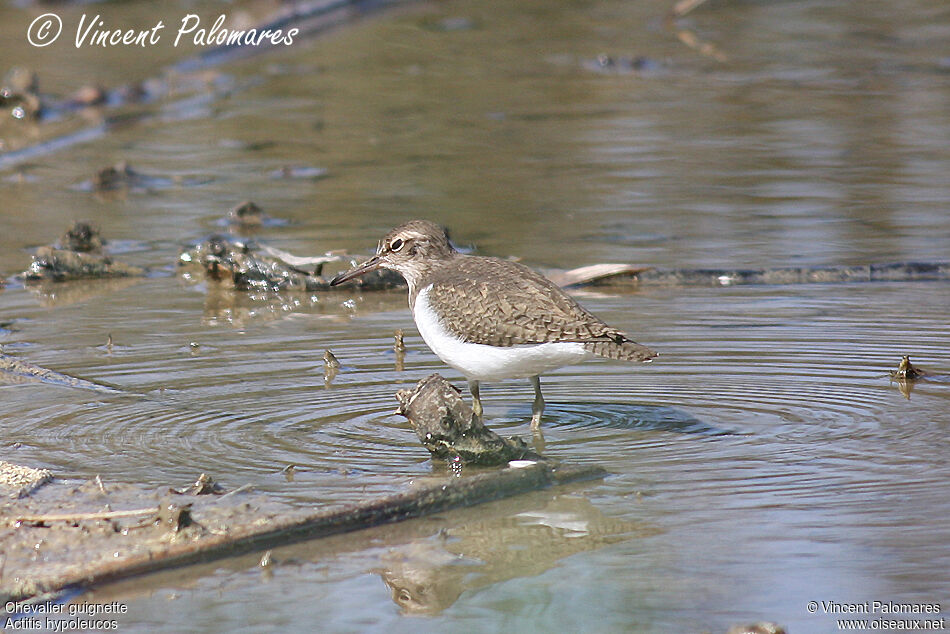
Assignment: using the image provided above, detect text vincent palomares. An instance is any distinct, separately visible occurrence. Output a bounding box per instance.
[813,600,942,615]
[73,13,298,48]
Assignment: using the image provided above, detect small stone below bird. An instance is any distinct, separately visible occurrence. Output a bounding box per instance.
[395,374,542,466]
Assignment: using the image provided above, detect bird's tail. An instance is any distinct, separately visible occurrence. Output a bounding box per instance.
[584,340,657,362]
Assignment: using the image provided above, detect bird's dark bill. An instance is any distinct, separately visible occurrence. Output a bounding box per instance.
[329,255,382,285]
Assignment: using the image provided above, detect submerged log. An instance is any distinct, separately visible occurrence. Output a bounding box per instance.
[396,374,541,465]
[612,261,950,287]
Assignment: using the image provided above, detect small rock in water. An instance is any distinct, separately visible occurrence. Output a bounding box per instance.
[324,350,340,385]
[170,473,224,496]
[281,464,296,482]
[155,498,195,534]
[890,355,926,380]
[92,161,138,191]
[22,222,145,282]
[394,329,406,354]
[394,329,406,372]
[223,200,287,229]
[58,221,104,253]
[259,550,274,567]
[227,201,264,226]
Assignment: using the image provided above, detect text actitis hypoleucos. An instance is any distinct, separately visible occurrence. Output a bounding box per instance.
[331,220,657,429]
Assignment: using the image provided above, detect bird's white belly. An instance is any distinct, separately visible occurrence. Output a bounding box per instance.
[413,285,591,381]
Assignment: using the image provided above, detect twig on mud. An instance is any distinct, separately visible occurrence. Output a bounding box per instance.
[12,507,157,524]
[217,483,254,500]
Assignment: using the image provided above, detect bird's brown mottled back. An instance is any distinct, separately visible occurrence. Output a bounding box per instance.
[424,256,656,361]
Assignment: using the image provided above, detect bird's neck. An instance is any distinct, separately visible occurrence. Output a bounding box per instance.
[406,252,458,309]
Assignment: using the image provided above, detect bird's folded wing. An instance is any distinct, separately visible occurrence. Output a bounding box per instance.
[427,257,638,347]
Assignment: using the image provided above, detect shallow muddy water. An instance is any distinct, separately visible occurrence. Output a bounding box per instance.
[1,0,949,631]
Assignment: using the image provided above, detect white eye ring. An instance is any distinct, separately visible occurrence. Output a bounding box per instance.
[391,238,404,252]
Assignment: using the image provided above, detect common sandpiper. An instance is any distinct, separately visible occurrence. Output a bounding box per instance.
[330,220,657,429]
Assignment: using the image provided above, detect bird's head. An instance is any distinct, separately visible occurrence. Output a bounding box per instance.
[330,220,456,289]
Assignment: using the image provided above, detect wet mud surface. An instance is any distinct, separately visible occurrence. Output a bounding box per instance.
[1,457,604,605]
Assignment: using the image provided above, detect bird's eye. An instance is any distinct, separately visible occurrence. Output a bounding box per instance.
[390,238,404,252]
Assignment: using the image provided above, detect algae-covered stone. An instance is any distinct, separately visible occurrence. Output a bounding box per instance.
[396,374,541,465]
[20,222,145,282]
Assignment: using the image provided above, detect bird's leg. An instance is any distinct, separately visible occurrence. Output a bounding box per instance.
[468,380,483,421]
[530,375,545,430]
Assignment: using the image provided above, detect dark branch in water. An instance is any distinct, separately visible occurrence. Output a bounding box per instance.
[563,261,950,288]
[0,459,604,603]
